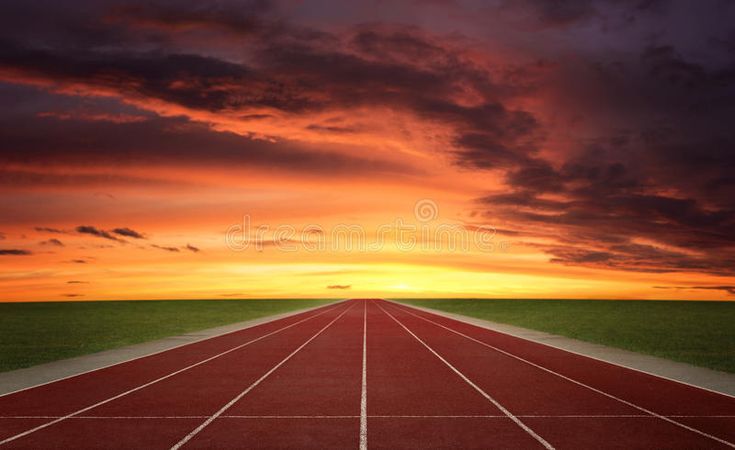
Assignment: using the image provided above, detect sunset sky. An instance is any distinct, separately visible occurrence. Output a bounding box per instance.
[1,0,734,301]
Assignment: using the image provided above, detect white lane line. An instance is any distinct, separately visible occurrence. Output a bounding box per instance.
[360,300,368,450]
[0,302,345,447]
[169,303,355,450]
[222,415,358,419]
[387,301,735,449]
[370,415,509,418]
[374,302,555,450]
[0,416,209,419]
[2,414,733,420]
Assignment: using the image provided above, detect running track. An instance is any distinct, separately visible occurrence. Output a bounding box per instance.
[1,299,734,449]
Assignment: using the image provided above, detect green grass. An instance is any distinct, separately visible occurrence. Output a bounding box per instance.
[0,299,334,373]
[395,299,735,373]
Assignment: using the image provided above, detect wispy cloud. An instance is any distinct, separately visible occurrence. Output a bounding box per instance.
[0,249,32,255]
[40,238,64,247]
[655,286,735,296]
[112,227,146,239]
[34,227,68,234]
[76,226,121,241]
[327,284,351,290]
[151,244,180,252]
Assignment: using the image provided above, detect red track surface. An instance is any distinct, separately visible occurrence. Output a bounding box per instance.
[1,299,734,449]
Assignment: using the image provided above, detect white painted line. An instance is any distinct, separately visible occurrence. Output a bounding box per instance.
[369,415,509,418]
[374,301,555,450]
[75,416,207,419]
[368,414,655,419]
[360,300,368,450]
[0,416,210,419]
[221,415,359,419]
[0,300,347,399]
[169,303,355,450]
[386,301,735,448]
[0,302,345,447]
[2,414,734,420]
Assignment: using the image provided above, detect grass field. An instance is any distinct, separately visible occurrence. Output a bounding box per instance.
[0,299,334,373]
[396,299,735,374]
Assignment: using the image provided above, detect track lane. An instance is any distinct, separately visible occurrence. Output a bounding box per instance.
[0,302,348,448]
[387,301,735,413]
[0,302,343,416]
[368,300,547,449]
[180,299,365,449]
[383,300,735,449]
[169,302,356,449]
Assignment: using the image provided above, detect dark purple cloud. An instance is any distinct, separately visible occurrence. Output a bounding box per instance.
[473,32,735,276]
[0,3,536,177]
[34,227,67,234]
[497,0,672,29]
[111,0,275,36]
[0,110,412,179]
[655,285,735,296]
[76,225,121,241]
[40,238,64,246]
[112,227,145,239]
[2,169,186,189]
[151,244,180,252]
[0,249,31,255]
[0,0,733,281]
